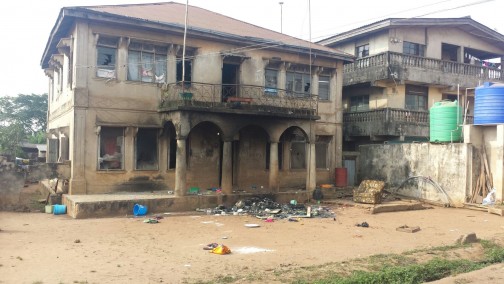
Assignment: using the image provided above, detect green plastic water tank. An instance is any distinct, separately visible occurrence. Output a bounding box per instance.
[429,100,462,142]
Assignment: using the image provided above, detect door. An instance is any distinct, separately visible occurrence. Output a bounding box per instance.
[222,63,239,101]
[344,159,356,186]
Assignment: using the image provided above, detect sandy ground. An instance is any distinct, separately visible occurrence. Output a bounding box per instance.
[1,192,504,284]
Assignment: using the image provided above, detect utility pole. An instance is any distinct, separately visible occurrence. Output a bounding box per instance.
[279,2,284,33]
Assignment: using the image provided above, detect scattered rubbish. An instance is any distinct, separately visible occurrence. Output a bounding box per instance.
[482,188,496,205]
[203,243,219,250]
[320,184,333,189]
[245,223,260,228]
[188,187,200,195]
[312,188,324,201]
[184,264,191,267]
[143,218,159,224]
[222,236,228,239]
[264,217,274,223]
[233,247,274,254]
[288,217,299,222]
[74,239,81,243]
[353,180,385,204]
[210,244,231,255]
[133,204,147,216]
[356,222,369,228]
[197,197,335,221]
[396,225,420,233]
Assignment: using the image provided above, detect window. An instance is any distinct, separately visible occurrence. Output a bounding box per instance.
[264,69,278,95]
[356,44,369,58]
[128,43,167,83]
[403,41,425,57]
[176,59,192,84]
[286,71,311,97]
[98,127,124,170]
[316,136,331,169]
[405,85,428,111]
[96,36,118,78]
[350,95,369,112]
[135,128,159,170]
[318,75,330,100]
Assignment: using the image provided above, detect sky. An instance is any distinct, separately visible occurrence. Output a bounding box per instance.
[0,0,502,97]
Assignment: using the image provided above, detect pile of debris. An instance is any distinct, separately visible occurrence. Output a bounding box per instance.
[198,197,335,219]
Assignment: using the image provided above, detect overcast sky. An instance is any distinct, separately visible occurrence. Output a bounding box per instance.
[0,0,502,97]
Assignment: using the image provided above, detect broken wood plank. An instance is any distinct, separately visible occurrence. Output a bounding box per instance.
[488,207,504,216]
[370,202,425,214]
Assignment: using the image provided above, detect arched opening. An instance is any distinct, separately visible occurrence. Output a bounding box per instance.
[280,127,308,170]
[186,122,223,189]
[235,125,270,190]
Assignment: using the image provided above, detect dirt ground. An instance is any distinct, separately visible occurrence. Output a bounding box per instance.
[1,185,504,284]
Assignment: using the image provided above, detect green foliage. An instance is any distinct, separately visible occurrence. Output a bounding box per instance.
[0,94,47,155]
[28,131,47,144]
[0,94,47,133]
[0,122,25,156]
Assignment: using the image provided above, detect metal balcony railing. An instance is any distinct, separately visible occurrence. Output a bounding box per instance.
[343,51,503,82]
[160,82,318,117]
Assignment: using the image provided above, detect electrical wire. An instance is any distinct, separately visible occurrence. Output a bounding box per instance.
[63,0,498,71]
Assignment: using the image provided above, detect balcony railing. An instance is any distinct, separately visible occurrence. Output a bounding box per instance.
[343,51,503,86]
[344,108,429,124]
[344,108,474,138]
[160,82,318,118]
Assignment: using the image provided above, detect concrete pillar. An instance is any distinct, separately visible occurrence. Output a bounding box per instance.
[174,138,187,196]
[334,67,343,168]
[306,142,316,191]
[221,140,233,194]
[69,109,87,194]
[269,142,279,192]
[496,125,504,203]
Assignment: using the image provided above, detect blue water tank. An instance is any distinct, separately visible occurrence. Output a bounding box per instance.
[474,82,504,124]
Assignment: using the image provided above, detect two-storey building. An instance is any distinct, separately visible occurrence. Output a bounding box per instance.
[41,2,353,197]
[319,17,504,185]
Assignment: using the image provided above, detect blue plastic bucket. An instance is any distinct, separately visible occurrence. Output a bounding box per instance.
[53,204,67,215]
[133,204,147,216]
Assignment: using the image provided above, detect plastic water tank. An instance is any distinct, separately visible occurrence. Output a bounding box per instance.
[429,100,462,142]
[474,82,504,124]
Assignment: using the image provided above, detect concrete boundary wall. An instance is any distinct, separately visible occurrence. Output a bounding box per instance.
[358,143,473,206]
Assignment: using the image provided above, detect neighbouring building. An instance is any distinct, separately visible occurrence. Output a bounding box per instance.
[41,2,353,197]
[319,17,504,185]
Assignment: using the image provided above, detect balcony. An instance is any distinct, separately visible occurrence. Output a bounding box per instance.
[159,82,319,119]
[344,108,429,138]
[343,52,504,88]
[344,108,475,139]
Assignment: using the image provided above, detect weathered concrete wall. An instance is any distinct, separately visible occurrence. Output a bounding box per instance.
[464,124,504,203]
[358,143,472,206]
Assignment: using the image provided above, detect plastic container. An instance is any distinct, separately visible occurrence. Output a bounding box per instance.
[45,205,53,214]
[474,82,504,124]
[429,100,462,142]
[335,168,348,187]
[53,204,67,215]
[133,204,147,216]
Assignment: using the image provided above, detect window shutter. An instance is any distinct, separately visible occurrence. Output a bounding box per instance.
[47,139,59,163]
[60,137,69,161]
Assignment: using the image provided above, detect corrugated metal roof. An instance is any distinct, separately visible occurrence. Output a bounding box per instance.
[81,2,351,57]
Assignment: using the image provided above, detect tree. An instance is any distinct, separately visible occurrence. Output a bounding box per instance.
[0,94,48,156]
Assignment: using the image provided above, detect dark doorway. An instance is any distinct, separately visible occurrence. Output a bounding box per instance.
[441,43,459,62]
[222,63,239,101]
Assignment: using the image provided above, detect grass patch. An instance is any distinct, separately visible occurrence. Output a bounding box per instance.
[191,240,504,284]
